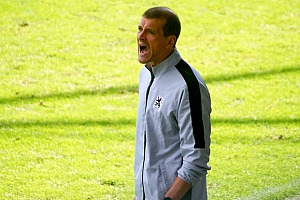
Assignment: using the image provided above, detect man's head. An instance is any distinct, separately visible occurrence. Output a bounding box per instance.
[137,7,181,66]
[142,7,181,41]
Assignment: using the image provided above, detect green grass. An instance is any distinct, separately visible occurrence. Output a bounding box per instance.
[0,0,299,199]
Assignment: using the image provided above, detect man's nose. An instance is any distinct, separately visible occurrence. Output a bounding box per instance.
[137,30,145,40]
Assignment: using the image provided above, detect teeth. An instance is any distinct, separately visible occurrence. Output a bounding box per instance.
[140,45,147,52]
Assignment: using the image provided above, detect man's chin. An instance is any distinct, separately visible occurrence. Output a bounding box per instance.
[138,57,148,64]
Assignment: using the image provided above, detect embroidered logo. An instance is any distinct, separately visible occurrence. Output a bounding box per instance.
[153,96,164,109]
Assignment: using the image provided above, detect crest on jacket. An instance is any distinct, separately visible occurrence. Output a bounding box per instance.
[153,95,164,110]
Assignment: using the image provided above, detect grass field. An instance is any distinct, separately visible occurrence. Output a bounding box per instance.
[0,0,299,199]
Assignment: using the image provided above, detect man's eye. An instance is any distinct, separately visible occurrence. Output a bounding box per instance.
[148,30,155,34]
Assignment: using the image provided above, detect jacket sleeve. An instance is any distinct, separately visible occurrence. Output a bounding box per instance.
[176,83,211,185]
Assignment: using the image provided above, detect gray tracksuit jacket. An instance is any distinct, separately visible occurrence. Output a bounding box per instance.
[134,49,211,200]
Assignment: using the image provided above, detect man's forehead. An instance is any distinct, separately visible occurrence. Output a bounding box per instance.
[139,17,166,29]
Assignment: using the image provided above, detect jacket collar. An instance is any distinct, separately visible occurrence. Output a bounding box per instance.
[145,48,182,77]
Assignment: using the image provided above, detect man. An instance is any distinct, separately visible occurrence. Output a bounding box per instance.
[134,7,211,200]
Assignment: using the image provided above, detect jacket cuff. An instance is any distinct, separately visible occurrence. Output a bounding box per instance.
[177,161,207,185]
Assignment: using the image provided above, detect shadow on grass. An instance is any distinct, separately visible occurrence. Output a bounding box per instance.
[0,117,298,128]
[212,117,300,125]
[0,118,135,128]
[205,65,300,84]
[0,84,138,104]
[0,65,299,104]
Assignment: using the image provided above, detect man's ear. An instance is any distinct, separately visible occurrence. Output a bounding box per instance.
[166,35,177,48]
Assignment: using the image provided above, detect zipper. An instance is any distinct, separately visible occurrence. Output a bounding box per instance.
[142,70,155,200]
[145,71,155,110]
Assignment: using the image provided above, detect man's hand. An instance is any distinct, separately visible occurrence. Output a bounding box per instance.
[165,177,191,200]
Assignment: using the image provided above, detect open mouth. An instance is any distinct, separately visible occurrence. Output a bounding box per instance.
[139,44,148,54]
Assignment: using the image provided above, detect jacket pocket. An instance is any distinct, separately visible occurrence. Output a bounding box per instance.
[157,163,168,199]
[159,162,180,192]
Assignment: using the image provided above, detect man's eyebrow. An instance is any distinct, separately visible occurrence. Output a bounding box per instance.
[145,27,156,32]
[137,25,155,32]
[148,28,155,33]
